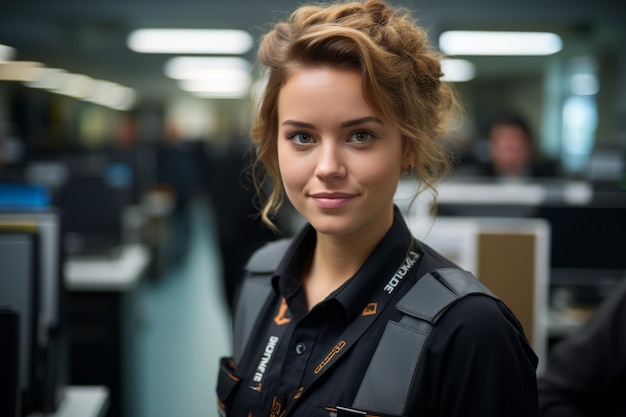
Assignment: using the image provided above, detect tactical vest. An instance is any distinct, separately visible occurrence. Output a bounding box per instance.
[230,238,497,416]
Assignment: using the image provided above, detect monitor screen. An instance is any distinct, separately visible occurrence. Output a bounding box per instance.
[56,175,127,255]
[538,205,626,270]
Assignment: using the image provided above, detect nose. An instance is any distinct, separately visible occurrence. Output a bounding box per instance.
[315,141,346,180]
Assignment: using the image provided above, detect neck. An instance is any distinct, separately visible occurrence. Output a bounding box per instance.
[302,211,393,309]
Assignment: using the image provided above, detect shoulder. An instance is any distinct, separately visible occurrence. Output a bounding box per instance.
[444,295,522,336]
[429,293,535,361]
[414,294,539,415]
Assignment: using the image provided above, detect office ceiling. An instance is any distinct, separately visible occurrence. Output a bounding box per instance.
[0,0,624,107]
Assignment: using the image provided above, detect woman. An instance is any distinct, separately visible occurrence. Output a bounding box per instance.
[217,1,538,416]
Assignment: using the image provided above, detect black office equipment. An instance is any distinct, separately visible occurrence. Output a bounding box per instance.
[57,174,126,257]
[538,204,626,271]
[0,309,20,417]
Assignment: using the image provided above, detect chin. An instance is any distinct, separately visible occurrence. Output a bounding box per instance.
[307,217,355,237]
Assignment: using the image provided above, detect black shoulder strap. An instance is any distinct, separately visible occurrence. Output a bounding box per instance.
[232,238,292,363]
[352,268,497,415]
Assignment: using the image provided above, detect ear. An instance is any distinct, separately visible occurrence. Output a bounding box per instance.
[402,141,416,171]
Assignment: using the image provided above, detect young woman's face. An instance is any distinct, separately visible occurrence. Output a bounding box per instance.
[277,66,408,240]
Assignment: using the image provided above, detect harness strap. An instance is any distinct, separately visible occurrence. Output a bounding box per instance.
[352,268,496,415]
[233,238,291,363]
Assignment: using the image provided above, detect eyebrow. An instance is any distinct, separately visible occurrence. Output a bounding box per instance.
[281,120,315,129]
[280,116,384,129]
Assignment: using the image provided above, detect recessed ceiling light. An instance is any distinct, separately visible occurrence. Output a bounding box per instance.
[127,29,254,54]
[439,31,562,56]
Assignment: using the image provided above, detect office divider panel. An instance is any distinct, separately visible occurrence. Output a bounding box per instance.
[0,211,66,415]
[407,215,550,371]
[0,232,38,416]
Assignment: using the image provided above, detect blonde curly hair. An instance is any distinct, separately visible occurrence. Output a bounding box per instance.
[250,0,459,228]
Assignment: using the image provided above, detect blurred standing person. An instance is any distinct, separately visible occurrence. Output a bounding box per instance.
[215,1,538,416]
[538,278,626,417]
[156,121,197,264]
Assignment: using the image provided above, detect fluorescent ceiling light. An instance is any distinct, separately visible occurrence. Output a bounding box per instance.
[441,58,476,82]
[0,43,16,62]
[174,59,252,99]
[439,31,562,56]
[24,67,67,90]
[128,29,253,54]
[27,70,94,99]
[87,81,137,110]
[180,76,251,99]
[180,73,250,94]
[0,61,43,81]
[24,66,136,111]
[165,56,250,80]
[191,91,250,99]
[58,74,95,99]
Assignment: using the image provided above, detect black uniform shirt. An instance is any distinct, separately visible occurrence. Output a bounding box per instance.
[226,210,538,417]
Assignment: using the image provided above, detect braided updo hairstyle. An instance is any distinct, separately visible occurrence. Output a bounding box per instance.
[250,0,459,228]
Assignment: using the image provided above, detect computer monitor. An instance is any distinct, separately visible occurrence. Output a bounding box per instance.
[56,174,127,257]
[538,204,626,271]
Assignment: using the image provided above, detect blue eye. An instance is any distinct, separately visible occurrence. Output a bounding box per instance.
[349,130,374,143]
[288,132,314,144]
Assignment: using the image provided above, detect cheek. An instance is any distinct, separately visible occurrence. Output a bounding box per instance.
[358,152,402,188]
[277,146,307,194]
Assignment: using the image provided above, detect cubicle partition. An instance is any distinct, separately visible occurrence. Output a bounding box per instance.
[405,215,551,371]
[397,178,626,371]
[0,210,66,416]
[0,232,38,417]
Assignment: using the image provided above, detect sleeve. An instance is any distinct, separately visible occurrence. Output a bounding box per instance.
[416,295,539,417]
[537,279,626,417]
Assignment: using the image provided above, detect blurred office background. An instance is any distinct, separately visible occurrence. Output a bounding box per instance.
[0,0,625,416]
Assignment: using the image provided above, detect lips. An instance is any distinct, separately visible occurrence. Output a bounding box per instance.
[309,192,356,209]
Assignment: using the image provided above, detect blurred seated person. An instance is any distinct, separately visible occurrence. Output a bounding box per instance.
[538,277,626,416]
[478,112,559,181]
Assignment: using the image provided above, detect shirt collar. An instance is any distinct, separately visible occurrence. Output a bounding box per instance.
[273,206,418,322]
[334,208,416,322]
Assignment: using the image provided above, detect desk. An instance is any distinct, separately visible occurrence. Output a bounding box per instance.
[65,244,150,291]
[28,386,109,417]
[64,245,150,417]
